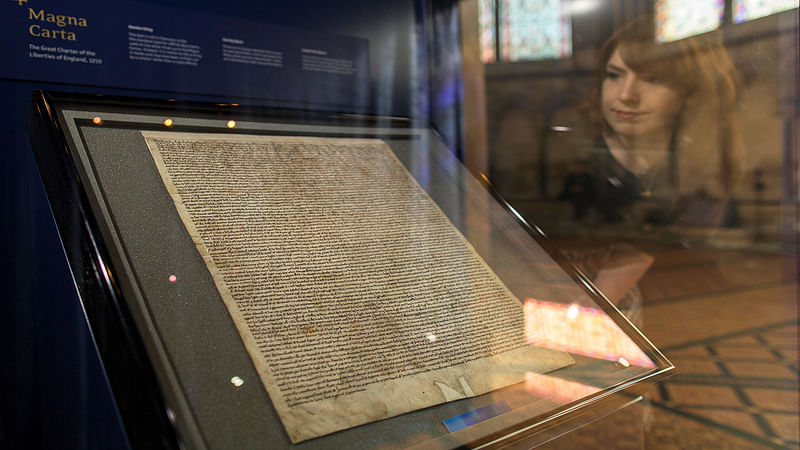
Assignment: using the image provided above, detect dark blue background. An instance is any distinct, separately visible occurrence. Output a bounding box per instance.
[2,1,372,110]
[1,0,465,447]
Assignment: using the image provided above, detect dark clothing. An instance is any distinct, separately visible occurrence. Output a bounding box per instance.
[569,139,737,227]
[558,171,596,220]
[588,142,644,222]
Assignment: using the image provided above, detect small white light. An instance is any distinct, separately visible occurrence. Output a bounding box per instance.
[425,332,437,342]
[617,357,631,368]
[567,304,579,320]
[566,0,599,15]
[231,376,244,387]
[550,126,570,132]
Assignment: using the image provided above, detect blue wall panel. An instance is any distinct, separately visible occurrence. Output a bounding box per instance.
[1,1,426,447]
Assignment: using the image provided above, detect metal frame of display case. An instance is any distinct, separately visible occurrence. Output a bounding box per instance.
[26,90,673,449]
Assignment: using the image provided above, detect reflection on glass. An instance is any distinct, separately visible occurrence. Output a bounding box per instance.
[733,0,797,23]
[556,15,741,231]
[524,372,601,404]
[501,0,571,61]
[481,0,795,445]
[479,0,496,62]
[523,298,655,368]
[656,0,724,42]
[443,401,512,432]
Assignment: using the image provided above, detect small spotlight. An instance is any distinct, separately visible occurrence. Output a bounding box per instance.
[163,118,174,127]
[168,274,177,283]
[231,376,244,387]
[227,120,236,128]
[567,304,579,320]
[92,116,103,125]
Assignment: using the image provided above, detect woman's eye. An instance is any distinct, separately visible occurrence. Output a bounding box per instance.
[605,71,620,80]
[642,75,665,84]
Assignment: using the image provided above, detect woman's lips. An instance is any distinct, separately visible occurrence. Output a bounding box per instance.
[612,109,643,120]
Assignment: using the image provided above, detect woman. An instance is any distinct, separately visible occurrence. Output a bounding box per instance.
[558,16,743,325]
[581,16,742,225]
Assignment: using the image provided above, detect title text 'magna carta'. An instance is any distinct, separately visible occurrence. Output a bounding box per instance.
[28,8,88,41]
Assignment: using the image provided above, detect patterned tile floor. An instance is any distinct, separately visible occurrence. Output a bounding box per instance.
[550,237,798,448]
[639,244,798,449]
[648,321,799,449]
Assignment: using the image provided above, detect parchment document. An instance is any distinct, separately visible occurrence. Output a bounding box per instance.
[142,132,574,442]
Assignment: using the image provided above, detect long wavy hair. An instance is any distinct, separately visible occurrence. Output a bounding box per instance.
[586,16,742,196]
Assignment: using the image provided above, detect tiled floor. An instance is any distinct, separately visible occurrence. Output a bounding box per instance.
[649,321,798,448]
[548,236,798,448]
[637,243,798,449]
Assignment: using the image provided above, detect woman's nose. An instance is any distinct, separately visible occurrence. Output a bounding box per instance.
[618,76,639,103]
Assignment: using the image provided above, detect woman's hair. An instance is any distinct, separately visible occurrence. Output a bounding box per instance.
[587,15,743,196]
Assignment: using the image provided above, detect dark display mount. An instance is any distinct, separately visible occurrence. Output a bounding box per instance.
[26,91,672,449]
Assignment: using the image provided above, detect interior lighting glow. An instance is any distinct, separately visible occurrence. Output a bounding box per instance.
[524,372,601,403]
[231,376,244,387]
[565,0,599,15]
[734,0,797,23]
[163,118,174,127]
[168,274,177,283]
[656,0,723,43]
[92,116,103,125]
[567,304,579,320]
[524,298,655,368]
[227,120,236,128]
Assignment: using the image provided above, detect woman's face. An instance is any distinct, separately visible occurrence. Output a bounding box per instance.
[601,49,684,139]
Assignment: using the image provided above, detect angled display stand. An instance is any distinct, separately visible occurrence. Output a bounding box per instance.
[27,91,673,449]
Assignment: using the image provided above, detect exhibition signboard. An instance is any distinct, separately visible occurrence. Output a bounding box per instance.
[1,1,369,109]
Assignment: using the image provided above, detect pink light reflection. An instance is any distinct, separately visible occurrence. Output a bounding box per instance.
[524,298,655,368]
[524,372,601,404]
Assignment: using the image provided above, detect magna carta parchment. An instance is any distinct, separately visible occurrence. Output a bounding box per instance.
[142,131,574,443]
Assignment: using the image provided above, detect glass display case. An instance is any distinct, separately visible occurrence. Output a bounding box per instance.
[27,90,673,449]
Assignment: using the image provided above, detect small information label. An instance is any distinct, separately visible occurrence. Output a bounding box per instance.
[128,31,203,66]
[443,401,512,432]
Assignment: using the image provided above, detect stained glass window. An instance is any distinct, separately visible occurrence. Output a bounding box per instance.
[478,0,572,63]
[733,0,797,23]
[502,0,571,61]
[479,0,497,63]
[655,0,724,43]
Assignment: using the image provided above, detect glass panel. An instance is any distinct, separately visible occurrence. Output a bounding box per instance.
[28,92,672,448]
[733,0,798,23]
[656,0,724,42]
[501,0,571,61]
[484,2,797,447]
